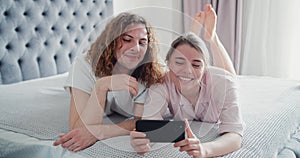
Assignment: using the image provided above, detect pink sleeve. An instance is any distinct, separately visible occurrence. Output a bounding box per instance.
[142,84,169,120]
[218,77,245,136]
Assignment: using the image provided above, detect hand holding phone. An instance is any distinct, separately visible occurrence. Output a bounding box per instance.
[136,120,185,143]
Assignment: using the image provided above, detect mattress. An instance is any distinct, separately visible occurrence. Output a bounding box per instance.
[0,74,299,158]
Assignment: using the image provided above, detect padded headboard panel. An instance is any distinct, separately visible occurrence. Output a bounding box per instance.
[0,0,113,84]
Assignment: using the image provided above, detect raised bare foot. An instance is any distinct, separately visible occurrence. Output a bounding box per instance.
[203,4,217,41]
[190,11,205,36]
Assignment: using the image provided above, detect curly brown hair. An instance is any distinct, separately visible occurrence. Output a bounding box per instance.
[86,12,164,87]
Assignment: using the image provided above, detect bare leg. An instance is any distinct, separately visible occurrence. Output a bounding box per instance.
[203,4,217,41]
[190,11,205,36]
[203,4,236,75]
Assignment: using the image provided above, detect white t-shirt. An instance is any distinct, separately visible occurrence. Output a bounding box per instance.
[65,53,147,118]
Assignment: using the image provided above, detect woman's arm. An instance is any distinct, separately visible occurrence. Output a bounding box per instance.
[52,87,106,152]
[86,103,143,140]
[202,132,242,157]
[71,74,139,128]
[130,84,168,154]
[174,120,242,158]
[54,74,139,151]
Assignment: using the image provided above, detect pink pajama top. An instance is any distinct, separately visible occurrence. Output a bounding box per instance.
[143,66,245,136]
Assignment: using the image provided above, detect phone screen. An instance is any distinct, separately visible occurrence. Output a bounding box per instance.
[136,120,185,143]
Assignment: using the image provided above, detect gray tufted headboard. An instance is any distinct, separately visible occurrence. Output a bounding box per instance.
[0,0,113,84]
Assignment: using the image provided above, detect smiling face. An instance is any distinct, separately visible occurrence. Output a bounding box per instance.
[168,44,205,91]
[114,23,148,73]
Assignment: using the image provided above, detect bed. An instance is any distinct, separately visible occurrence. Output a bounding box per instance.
[1,0,300,158]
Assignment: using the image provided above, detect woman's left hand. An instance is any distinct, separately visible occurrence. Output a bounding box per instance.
[53,126,98,152]
[130,130,151,155]
[173,119,206,158]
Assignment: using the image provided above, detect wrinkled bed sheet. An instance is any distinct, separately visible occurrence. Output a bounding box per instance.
[0,74,299,158]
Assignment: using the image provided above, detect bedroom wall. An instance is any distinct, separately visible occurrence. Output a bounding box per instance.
[113,0,183,61]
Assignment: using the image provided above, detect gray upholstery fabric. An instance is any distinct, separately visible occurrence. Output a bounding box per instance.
[0,0,113,84]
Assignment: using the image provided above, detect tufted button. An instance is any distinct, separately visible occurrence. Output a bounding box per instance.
[3,11,9,16]
[87,12,90,16]
[25,43,30,48]
[66,25,70,30]
[37,57,41,62]
[73,12,76,16]
[99,12,102,16]
[18,59,22,64]
[81,25,85,30]
[68,53,72,58]
[74,38,78,43]
[54,55,57,60]
[15,27,20,32]
[60,40,64,45]
[51,26,55,31]
[5,44,11,50]
[58,11,62,16]
[23,11,28,16]
[41,11,46,16]
[44,41,48,46]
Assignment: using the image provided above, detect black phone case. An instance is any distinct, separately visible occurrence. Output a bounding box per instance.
[136,120,185,143]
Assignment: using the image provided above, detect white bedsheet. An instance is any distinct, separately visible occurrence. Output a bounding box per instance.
[0,129,85,158]
[0,74,300,158]
[0,73,70,139]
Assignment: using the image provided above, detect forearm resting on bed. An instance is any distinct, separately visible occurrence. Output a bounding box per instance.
[79,104,141,140]
[202,132,242,157]
[84,117,139,140]
[69,86,141,139]
[69,82,108,129]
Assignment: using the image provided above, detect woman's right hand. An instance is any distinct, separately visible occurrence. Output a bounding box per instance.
[174,119,206,158]
[53,126,98,152]
[97,74,139,96]
[130,130,151,155]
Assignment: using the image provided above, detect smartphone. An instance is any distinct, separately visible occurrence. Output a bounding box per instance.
[136,120,185,143]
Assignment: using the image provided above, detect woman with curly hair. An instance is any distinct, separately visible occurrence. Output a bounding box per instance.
[53,12,165,152]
